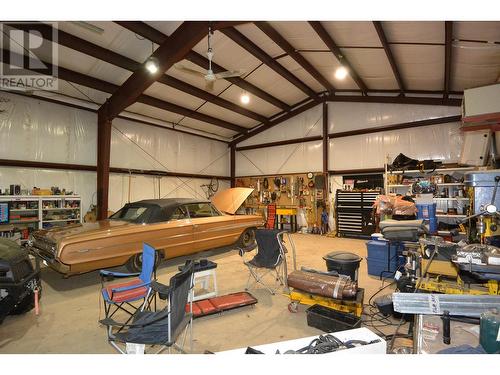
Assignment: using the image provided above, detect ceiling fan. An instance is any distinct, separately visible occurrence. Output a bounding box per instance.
[174,26,246,91]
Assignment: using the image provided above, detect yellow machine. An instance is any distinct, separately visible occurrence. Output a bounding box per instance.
[287,288,364,317]
[403,237,500,296]
[417,276,499,295]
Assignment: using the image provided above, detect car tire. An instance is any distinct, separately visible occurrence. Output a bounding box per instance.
[238,228,256,248]
[10,293,35,315]
[126,250,161,273]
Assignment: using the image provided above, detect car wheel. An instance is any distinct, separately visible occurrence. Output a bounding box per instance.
[126,250,161,273]
[10,293,35,315]
[238,228,256,248]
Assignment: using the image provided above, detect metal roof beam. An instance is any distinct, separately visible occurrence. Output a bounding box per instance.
[1,48,246,133]
[325,94,461,106]
[220,27,320,100]
[229,99,319,146]
[444,21,453,99]
[115,21,292,112]
[308,21,369,94]
[23,23,269,124]
[254,21,336,93]
[100,21,208,120]
[373,21,406,95]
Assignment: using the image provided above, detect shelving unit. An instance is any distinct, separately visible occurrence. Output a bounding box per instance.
[383,163,476,221]
[0,195,82,244]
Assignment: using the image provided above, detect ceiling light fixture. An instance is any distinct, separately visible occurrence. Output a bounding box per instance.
[240,92,250,104]
[334,66,348,80]
[145,57,159,74]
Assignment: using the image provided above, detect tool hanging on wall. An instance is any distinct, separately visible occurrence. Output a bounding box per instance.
[274,177,281,189]
[263,178,269,190]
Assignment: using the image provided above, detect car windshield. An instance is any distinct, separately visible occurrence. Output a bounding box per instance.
[185,203,221,218]
[109,205,151,223]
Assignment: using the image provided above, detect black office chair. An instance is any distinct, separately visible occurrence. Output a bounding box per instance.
[243,229,289,295]
[99,260,195,354]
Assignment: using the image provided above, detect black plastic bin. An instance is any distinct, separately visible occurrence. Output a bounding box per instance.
[323,251,362,281]
[306,304,361,333]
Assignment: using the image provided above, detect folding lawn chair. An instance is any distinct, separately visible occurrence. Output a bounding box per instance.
[243,229,289,295]
[100,260,195,354]
[100,243,157,326]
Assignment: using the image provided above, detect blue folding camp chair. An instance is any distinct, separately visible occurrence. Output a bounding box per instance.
[100,260,195,354]
[100,243,157,325]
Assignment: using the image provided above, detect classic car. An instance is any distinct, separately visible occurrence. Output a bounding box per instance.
[28,188,263,276]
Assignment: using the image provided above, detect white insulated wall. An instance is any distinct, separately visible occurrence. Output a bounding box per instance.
[328,102,462,170]
[235,101,462,177]
[236,104,323,176]
[0,92,229,213]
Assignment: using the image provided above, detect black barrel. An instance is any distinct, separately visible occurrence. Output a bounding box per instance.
[323,251,362,282]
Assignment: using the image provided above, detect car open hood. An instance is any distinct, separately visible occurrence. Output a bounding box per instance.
[211,187,254,215]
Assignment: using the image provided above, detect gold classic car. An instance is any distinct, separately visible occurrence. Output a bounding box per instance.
[28,188,263,276]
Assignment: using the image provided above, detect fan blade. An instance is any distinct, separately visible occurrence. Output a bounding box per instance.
[205,80,215,91]
[174,63,206,78]
[214,70,246,79]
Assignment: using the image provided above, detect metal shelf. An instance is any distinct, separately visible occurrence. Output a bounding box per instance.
[42,218,80,223]
[434,197,469,201]
[436,183,464,186]
[436,214,467,218]
[387,167,475,175]
[42,207,80,211]
[0,195,81,229]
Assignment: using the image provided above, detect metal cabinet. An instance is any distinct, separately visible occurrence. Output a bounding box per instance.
[335,191,379,238]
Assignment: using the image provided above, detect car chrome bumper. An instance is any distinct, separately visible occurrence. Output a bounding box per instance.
[26,246,70,274]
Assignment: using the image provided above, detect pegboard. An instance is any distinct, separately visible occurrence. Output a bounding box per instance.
[235,172,329,227]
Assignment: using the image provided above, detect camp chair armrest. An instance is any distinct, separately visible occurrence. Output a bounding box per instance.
[99,317,148,329]
[150,281,171,299]
[111,281,151,293]
[100,270,140,278]
[238,242,258,256]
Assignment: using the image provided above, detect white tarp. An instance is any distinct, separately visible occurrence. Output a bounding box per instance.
[111,116,229,176]
[328,102,461,134]
[329,122,463,170]
[0,92,230,213]
[235,101,463,176]
[236,140,323,176]
[238,104,323,147]
[0,91,97,165]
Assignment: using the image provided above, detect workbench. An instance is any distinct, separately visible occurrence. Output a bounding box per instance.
[276,207,298,232]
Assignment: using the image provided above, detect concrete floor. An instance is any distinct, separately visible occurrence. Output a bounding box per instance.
[0,234,402,354]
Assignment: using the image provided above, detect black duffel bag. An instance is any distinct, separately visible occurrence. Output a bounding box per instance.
[389,153,442,173]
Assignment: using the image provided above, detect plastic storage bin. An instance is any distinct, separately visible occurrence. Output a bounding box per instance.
[366,256,404,278]
[427,217,438,233]
[416,203,437,219]
[366,240,401,263]
[366,240,405,278]
[306,304,361,333]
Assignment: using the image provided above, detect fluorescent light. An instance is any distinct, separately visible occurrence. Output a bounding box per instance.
[145,58,159,74]
[334,66,348,80]
[240,93,250,104]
